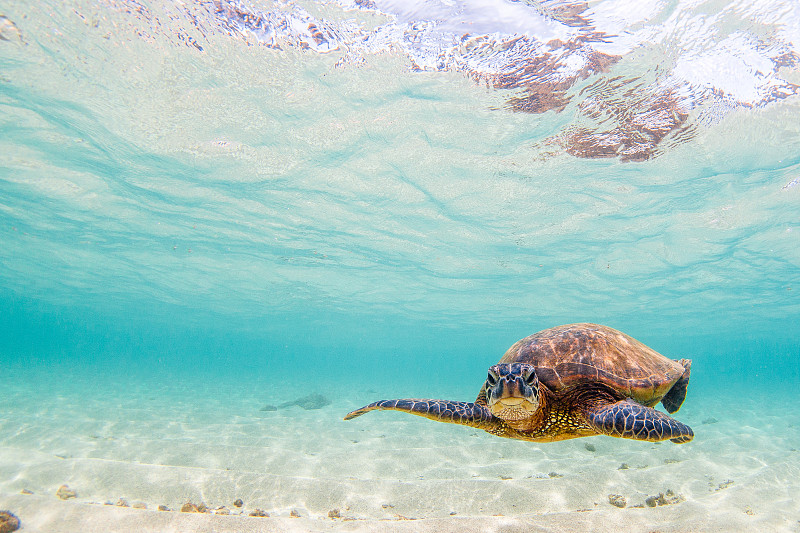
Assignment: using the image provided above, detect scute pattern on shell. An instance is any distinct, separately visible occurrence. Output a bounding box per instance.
[498,323,685,405]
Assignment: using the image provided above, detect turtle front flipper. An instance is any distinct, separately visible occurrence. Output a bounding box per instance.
[585,399,694,443]
[344,399,498,431]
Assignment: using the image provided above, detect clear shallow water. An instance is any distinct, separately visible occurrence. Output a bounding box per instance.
[2,0,798,384]
[1,0,800,529]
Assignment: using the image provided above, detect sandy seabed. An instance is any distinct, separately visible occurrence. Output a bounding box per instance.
[0,369,798,533]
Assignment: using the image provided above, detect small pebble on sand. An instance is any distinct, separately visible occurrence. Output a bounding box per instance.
[249,509,269,517]
[0,511,21,533]
[716,480,734,491]
[608,494,626,508]
[645,494,665,507]
[233,499,244,508]
[181,502,208,513]
[56,485,77,500]
[645,490,684,507]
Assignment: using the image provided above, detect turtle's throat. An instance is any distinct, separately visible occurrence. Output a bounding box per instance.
[491,394,547,431]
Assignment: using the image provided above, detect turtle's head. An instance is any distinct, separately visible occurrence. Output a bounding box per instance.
[485,363,541,425]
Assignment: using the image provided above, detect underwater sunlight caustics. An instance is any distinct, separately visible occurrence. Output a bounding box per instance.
[346,324,694,443]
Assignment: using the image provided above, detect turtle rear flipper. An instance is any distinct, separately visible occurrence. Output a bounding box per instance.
[585,399,694,443]
[344,399,498,431]
[661,358,691,414]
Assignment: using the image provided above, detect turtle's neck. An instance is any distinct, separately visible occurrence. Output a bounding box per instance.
[499,385,553,433]
[499,382,622,442]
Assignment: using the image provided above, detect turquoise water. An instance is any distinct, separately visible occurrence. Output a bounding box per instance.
[2,0,798,388]
[1,0,800,529]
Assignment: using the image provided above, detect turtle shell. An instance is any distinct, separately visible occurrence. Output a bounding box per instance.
[497,323,684,406]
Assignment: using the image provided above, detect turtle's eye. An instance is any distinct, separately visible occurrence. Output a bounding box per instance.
[523,369,537,386]
[486,371,497,386]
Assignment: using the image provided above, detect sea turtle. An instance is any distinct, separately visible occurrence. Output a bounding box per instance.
[344,323,693,443]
